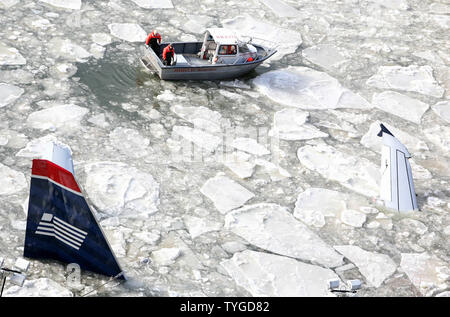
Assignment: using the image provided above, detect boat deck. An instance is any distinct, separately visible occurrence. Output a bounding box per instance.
[181,54,211,66]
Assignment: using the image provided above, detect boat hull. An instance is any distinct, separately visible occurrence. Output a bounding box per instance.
[140,42,275,81]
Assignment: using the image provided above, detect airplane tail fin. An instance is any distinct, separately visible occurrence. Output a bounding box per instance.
[378,123,419,212]
[24,142,125,279]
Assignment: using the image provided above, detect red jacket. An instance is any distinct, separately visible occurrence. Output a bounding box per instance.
[163,46,174,60]
[145,32,161,45]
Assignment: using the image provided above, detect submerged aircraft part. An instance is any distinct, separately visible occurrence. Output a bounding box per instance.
[378,124,419,212]
[23,143,125,280]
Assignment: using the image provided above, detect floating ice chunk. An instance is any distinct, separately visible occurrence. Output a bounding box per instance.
[90,43,106,59]
[0,83,24,108]
[297,144,380,197]
[270,108,328,141]
[170,105,225,134]
[184,15,214,34]
[48,38,91,62]
[0,0,19,9]
[413,50,445,65]
[0,163,27,195]
[131,0,173,9]
[302,44,346,69]
[430,2,450,14]
[3,278,73,297]
[109,127,150,158]
[360,121,429,153]
[91,33,112,46]
[294,188,347,228]
[399,219,428,235]
[105,229,127,257]
[183,216,222,239]
[222,16,302,60]
[172,126,222,153]
[369,0,409,10]
[219,79,251,90]
[223,151,255,179]
[258,0,300,17]
[230,138,270,156]
[254,158,291,181]
[400,253,450,296]
[254,67,371,110]
[225,203,344,267]
[151,248,181,266]
[108,23,147,42]
[200,175,254,214]
[372,91,429,124]
[0,42,26,65]
[88,113,110,128]
[423,125,450,152]
[221,250,340,296]
[39,0,82,10]
[366,65,444,98]
[27,104,89,131]
[334,245,397,287]
[340,209,366,227]
[431,101,450,124]
[84,162,160,218]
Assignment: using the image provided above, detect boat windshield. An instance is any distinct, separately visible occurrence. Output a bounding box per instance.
[218,45,237,55]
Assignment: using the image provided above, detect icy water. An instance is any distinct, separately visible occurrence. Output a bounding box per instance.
[1,0,449,297]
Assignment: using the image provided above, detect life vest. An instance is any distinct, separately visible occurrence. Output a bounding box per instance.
[163,46,175,60]
[246,57,254,62]
[146,32,161,45]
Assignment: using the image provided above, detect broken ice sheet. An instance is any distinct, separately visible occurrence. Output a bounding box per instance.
[366,65,444,98]
[221,250,340,296]
[200,175,254,214]
[108,23,147,42]
[0,42,26,65]
[297,143,380,197]
[302,44,347,70]
[131,0,173,9]
[225,203,344,267]
[334,245,397,288]
[27,104,89,131]
[269,108,328,141]
[0,83,24,108]
[39,0,82,10]
[253,67,371,110]
[3,278,73,297]
[258,0,300,18]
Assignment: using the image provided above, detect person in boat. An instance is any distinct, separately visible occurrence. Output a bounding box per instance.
[145,30,161,55]
[163,43,175,66]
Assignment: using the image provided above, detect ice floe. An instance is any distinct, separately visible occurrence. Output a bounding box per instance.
[172,125,222,153]
[221,250,339,296]
[109,127,151,158]
[131,0,173,9]
[360,121,429,153]
[91,33,112,46]
[84,162,160,218]
[230,137,270,156]
[200,175,254,214]
[222,16,302,60]
[366,65,444,98]
[225,203,344,267]
[400,253,450,296]
[293,188,347,228]
[258,0,300,17]
[431,101,450,124]
[423,124,450,153]
[170,105,226,134]
[270,108,328,140]
[0,83,24,108]
[0,163,27,195]
[302,44,347,70]
[222,151,255,179]
[372,91,429,124]
[369,0,409,10]
[151,247,181,266]
[253,67,371,110]
[0,42,26,65]
[39,0,82,10]
[334,245,397,287]
[297,144,380,197]
[27,104,89,131]
[340,209,366,227]
[48,38,91,62]
[183,215,222,239]
[16,135,69,159]
[0,0,19,9]
[108,23,147,42]
[3,278,73,297]
[254,158,291,181]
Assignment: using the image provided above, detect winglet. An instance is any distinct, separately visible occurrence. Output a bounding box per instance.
[377,123,394,137]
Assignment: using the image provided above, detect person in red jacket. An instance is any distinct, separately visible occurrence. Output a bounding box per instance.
[163,44,175,66]
[145,30,161,55]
